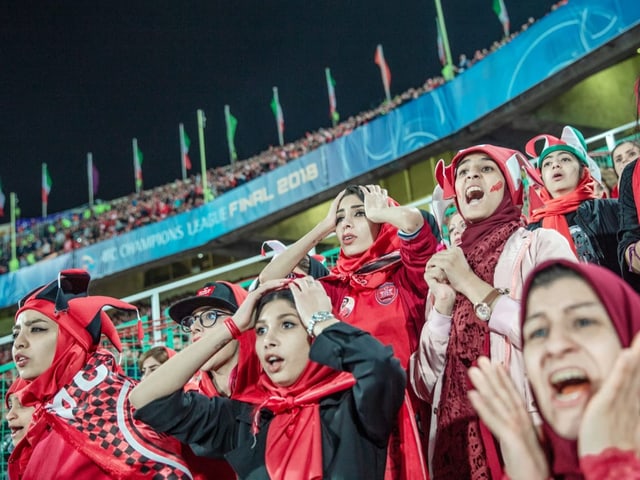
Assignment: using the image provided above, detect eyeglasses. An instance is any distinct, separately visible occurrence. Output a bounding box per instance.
[180,309,231,333]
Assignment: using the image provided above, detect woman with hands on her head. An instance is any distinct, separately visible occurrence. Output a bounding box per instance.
[468,259,640,480]
[260,184,437,479]
[410,145,576,480]
[130,277,406,480]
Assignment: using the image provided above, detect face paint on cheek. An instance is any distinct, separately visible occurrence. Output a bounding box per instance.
[489,180,503,193]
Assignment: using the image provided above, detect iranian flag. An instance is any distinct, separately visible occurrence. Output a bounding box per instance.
[133,138,144,192]
[181,129,192,170]
[325,68,339,125]
[42,163,52,204]
[493,0,510,37]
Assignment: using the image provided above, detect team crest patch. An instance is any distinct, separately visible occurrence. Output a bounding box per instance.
[339,296,355,318]
[375,282,398,305]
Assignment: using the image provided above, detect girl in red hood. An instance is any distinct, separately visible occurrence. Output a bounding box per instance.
[468,259,640,479]
[525,126,619,276]
[9,269,191,480]
[259,183,438,479]
[410,144,576,479]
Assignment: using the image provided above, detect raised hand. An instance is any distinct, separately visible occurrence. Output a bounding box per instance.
[426,246,474,294]
[233,278,291,331]
[468,357,549,480]
[289,277,335,332]
[578,331,640,458]
[319,188,347,235]
[425,260,456,315]
[361,185,390,224]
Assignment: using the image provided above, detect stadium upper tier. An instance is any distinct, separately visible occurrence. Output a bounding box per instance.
[1,0,638,309]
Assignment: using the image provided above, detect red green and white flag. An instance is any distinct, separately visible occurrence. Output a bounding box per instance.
[42,163,52,204]
[436,18,446,66]
[325,68,339,124]
[374,44,391,102]
[0,177,5,217]
[181,129,192,170]
[225,105,238,162]
[133,138,144,192]
[270,87,284,146]
[493,0,510,37]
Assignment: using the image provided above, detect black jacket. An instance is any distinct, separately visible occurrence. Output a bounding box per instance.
[617,158,640,292]
[529,198,620,275]
[134,322,406,480]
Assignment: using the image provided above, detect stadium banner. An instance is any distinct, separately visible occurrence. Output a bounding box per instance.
[1,0,638,308]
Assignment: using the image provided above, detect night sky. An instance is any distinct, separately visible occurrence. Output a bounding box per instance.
[0,1,557,218]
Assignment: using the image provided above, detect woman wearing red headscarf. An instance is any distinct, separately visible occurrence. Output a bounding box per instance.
[410,144,576,479]
[525,126,619,275]
[9,269,192,480]
[468,259,640,479]
[609,140,640,198]
[260,183,438,479]
[4,378,34,449]
[130,278,406,480]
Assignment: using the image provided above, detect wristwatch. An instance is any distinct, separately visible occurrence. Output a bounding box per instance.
[473,288,507,322]
[306,311,334,337]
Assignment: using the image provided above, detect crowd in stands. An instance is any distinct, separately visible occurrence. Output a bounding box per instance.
[0,4,568,274]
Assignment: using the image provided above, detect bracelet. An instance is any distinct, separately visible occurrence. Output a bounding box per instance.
[306,311,334,337]
[224,318,242,339]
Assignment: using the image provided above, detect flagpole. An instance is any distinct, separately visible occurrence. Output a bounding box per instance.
[179,123,187,181]
[132,138,140,194]
[273,87,284,147]
[9,192,19,272]
[197,109,212,201]
[87,152,94,206]
[434,0,455,81]
[41,163,47,218]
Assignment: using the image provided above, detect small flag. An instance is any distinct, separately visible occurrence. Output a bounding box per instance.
[493,0,510,37]
[134,142,144,190]
[137,318,145,345]
[92,163,100,195]
[270,87,285,146]
[225,105,238,162]
[0,178,5,217]
[325,68,339,125]
[87,153,99,205]
[42,163,52,204]
[436,18,446,66]
[374,44,391,102]
[181,129,192,170]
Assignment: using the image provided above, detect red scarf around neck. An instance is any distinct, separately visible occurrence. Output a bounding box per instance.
[237,361,355,480]
[432,195,522,480]
[529,170,597,256]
